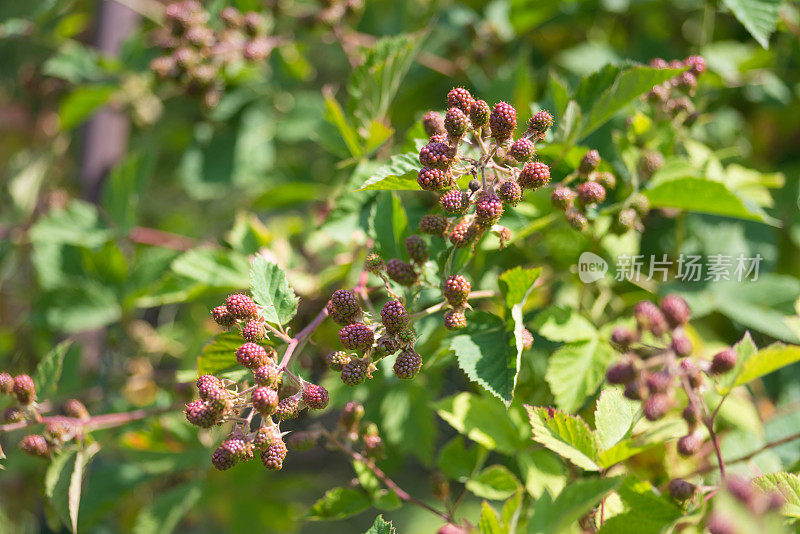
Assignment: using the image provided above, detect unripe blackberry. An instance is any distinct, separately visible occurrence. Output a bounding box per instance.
[339,401,365,432]
[439,190,469,218]
[489,102,517,141]
[677,432,702,457]
[668,59,684,69]
[12,374,35,404]
[261,439,287,470]
[449,220,476,248]
[0,372,12,394]
[418,167,449,191]
[393,350,422,379]
[521,329,534,350]
[643,393,671,421]
[325,351,350,371]
[578,150,600,175]
[420,214,448,236]
[468,179,481,192]
[204,387,232,415]
[374,335,400,357]
[638,151,664,179]
[576,181,606,205]
[634,301,668,336]
[683,55,706,77]
[442,275,471,307]
[242,319,267,343]
[381,300,409,335]
[610,327,637,349]
[623,380,647,401]
[3,407,23,423]
[667,96,694,116]
[497,180,522,206]
[444,107,469,138]
[236,342,271,370]
[340,359,369,386]
[422,111,446,137]
[365,251,385,273]
[185,400,217,428]
[631,193,651,215]
[150,55,176,78]
[250,387,278,415]
[429,133,448,144]
[647,84,670,103]
[226,293,258,319]
[528,110,554,136]
[671,331,693,357]
[274,396,301,421]
[682,403,700,425]
[469,99,490,128]
[252,424,279,449]
[302,384,329,410]
[649,58,668,69]
[679,358,703,388]
[185,25,214,47]
[551,186,577,210]
[565,209,588,231]
[443,309,467,330]
[508,138,535,162]
[710,348,737,375]
[595,171,616,190]
[475,193,503,226]
[196,374,223,400]
[385,259,418,286]
[646,370,673,394]
[329,289,360,316]
[606,361,637,384]
[243,11,265,35]
[517,162,550,190]
[419,142,454,169]
[668,479,696,501]
[326,301,360,326]
[616,208,637,231]
[219,6,243,27]
[405,235,429,263]
[221,437,249,462]
[660,294,691,328]
[338,323,374,352]
[253,364,279,388]
[446,87,474,114]
[211,446,236,471]
[20,434,49,458]
[676,71,697,91]
[64,399,89,420]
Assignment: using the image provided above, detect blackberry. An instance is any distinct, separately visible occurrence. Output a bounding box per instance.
[393,350,422,379]
[325,351,350,371]
[3,407,23,423]
[683,55,706,77]
[185,400,217,428]
[631,193,650,215]
[20,434,50,458]
[449,220,476,248]
[381,300,409,335]
[668,59,684,69]
[578,150,600,175]
[211,446,236,471]
[252,387,279,415]
[645,370,673,394]
[469,99,490,128]
[221,437,249,462]
[647,84,669,103]
[419,214,448,236]
[196,374,223,400]
[253,364,279,388]
[707,515,736,534]
[326,301,360,326]
[397,326,416,344]
[185,25,214,47]
[682,403,700,425]
[443,309,467,330]
[517,162,550,190]
[529,110,554,136]
[595,171,616,190]
[634,301,668,336]
[521,329,534,350]
[475,193,503,226]
[365,252,385,273]
[606,361,637,384]
[12,374,35,404]
[442,275,471,307]
[489,102,517,141]
[253,425,279,449]
[150,56,176,78]
[668,479,696,501]
[340,359,369,386]
[677,432,702,456]
[643,393,671,421]
[439,190,469,216]
[419,142,454,169]
[429,133,449,144]
[444,107,469,138]
[242,319,267,343]
[405,235,429,263]
[679,358,703,388]
[610,327,637,349]
[726,476,755,504]
[446,87,473,114]
[338,323,375,352]
[374,335,400,357]
[236,342,272,370]
[616,208,637,231]
[508,138,535,162]
[329,289,360,316]
[385,259,418,286]
[64,399,89,420]
[173,47,200,71]
[302,384,329,410]
[468,179,481,192]
[226,293,258,319]
[339,401,365,432]
[243,11,265,35]
[219,6,243,27]
[550,186,577,210]
[710,348,737,374]
[497,180,522,206]
[638,151,664,179]
[576,181,606,205]
[676,71,697,91]
[274,396,301,421]
[0,372,12,394]
[565,209,588,231]
[364,433,385,459]
[261,439,287,470]
[667,97,694,116]
[649,58,668,69]
[418,167,449,191]
[204,387,232,415]
[422,111,446,137]
[623,380,646,401]
[660,294,690,327]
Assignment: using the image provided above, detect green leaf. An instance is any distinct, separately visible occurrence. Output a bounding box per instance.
[437,437,482,482]
[435,393,529,455]
[499,267,541,388]
[59,84,117,130]
[171,249,250,289]
[532,306,597,342]
[753,472,800,518]
[30,200,111,248]
[380,384,435,464]
[718,332,759,393]
[529,476,622,534]
[369,192,408,261]
[33,340,73,399]
[479,501,505,534]
[323,92,362,158]
[197,331,242,375]
[306,487,371,521]
[365,515,396,534]
[451,312,520,406]
[103,151,153,233]
[517,449,567,499]
[595,388,637,451]
[600,478,683,533]
[249,256,299,325]
[466,465,521,501]
[525,406,600,471]
[45,444,100,533]
[132,481,203,534]
[722,0,781,48]
[733,342,800,389]
[356,152,420,191]
[545,338,615,412]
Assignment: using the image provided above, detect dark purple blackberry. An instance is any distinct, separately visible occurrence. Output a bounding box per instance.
[469,99,490,128]
[489,102,517,141]
[578,150,600,175]
[677,433,702,457]
[252,387,279,415]
[242,319,267,342]
[645,370,673,394]
[623,380,646,401]
[474,193,503,227]
[595,171,616,190]
[508,138,535,162]
[679,359,703,388]
[683,55,706,77]
[668,479,696,501]
[226,293,258,319]
[12,374,35,404]
[682,403,700,425]
[521,329,534,349]
[0,372,12,395]
[634,301,668,336]
[443,309,467,330]
[274,396,301,421]
[385,259,418,286]
[565,209,588,231]
[468,179,481,192]
[660,295,691,328]
[185,400,217,428]
[302,384,329,410]
[576,181,606,205]
[418,167,449,191]
[325,351,350,371]
[528,110,554,136]
[329,289,360,316]
[64,399,89,420]
[643,393,672,421]
[381,300,409,335]
[340,359,369,386]
[444,107,469,138]
[236,342,271,370]
[393,350,422,379]
[211,446,236,471]
[638,151,664,179]
[20,434,49,458]
[446,87,474,114]
[497,180,522,206]
[610,327,637,349]
[253,364,279,388]
[365,252,385,273]
[440,190,469,216]
[517,162,550,190]
[196,374,223,400]
[422,111,446,137]
[606,361,637,384]
[338,323,375,352]
[419,142,455,169]
[550,186,577,210]
[405,235,429,263]
[326,301,360,326]
[261,439,287,470]
[442,275,471,307]
[419,214,448,236]
[710,348,737,374]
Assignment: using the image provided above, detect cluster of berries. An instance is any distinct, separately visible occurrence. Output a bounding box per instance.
[548,149,612,232]
[335,402,385,459]
[194,293,330,471]
[149,1,274,108]
[312,0,364,27]
[646,55,707,122]
[704,476,785,534]
[605,295,738,460]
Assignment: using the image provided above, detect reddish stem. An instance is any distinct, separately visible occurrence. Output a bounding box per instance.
[0,407,168,433]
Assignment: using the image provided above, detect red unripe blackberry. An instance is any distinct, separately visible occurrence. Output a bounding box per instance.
[253,424,279,449]
[623,380,646,400]
[242,319,267,342]
[643,393,672,421]
[196,374,223,399]
[252,387,279,415]
[253,364,279,388]
[508,138,535,162]
[668,479,696,501]
[64,399,89,420]
[211,446,236,471]
[576,181,606,205]
[489,102,517,141]
[610,327,637,349]
[185,400,217,428]
[440,190,469,216]
[419,142,455,169]
[668,59,684,69]
[521,328,534,350]
[381,300,409,335]
[219,6,243,27]
[0,372,12,394]
[551,186,577,210]
[204,387,232,415]
[682,403,700,425]
[638,151,664,179]
[469,99,490,128]
[405,235,429,263]
[385,259,418,286]
[418,167,449,191]
[529,110,554,135]
[365,252,385,273]
[444,107,469,138]
[236,342,271,370]
[566,209,588,231]
[518,162,550,190]
[443,309,467,330]
[677,432,702,456]
[679,358,703,388]
[667,96,693,116]
[649,58,668,69]
[647,84,670,103]
[497,180,522,206]
[422,111,446,137]
[226,294,258,319]
[173,47,200,71]
[645,370,673,394]
[12,374,35,404]
[220,437,249,462]
[634,301,668,336]
[446,87,474,114]
[710,348,737,374]
[338,323,374,352]
[683,55,706,77]
[340,359,368,386]
[631,193,651,215]
[420,214,448,236]
[393,350,422,379]
[442,275,471,307]
[261,439,287,470]
[671,331,693,357]
[475,193,503,226]
[429,133,449,143]
[325,351,350,371]
[449,220,476,248]
[326,301,360,326]
[578,150,600,175]
[20,434,50,458]
[660,294,691,328]
[606,361,637,385]
[185,25,214,47]
[595,171,616,190]
[364,433,385,459]
[274,396,301,421]
[302,384,329,410]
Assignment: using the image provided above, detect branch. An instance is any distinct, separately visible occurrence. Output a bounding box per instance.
[409,290,496,321]
[683,432,800,478]
[0,407,169,434]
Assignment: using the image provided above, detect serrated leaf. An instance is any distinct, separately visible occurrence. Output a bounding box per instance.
[249,256,298,325]
[365,515,396,534]
[525,406,600,471]
[499,267,542,308]
[517,449,566,499]
[595,388,637,451]
[307,487,371,520]
[532,306,597,342]
[33,340,73,399]
[45,444,100,533]
[132,481,203,534]
[466,465,521,501]
[529,476,621,534]
[197,331,242,375]
[356,152,420,191]
[479,501,505,534]
[732,343,800,389]
[545,338,615,412]
[753,472,800,517]
[369,192,408,261]
[722,0,781,48]
[435,393,529,455]
[600,478,683,533]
